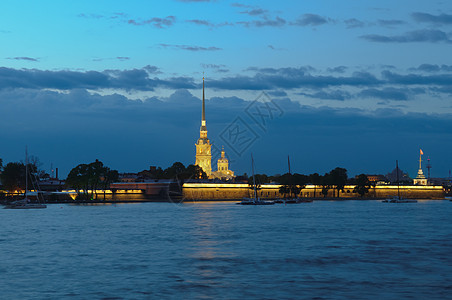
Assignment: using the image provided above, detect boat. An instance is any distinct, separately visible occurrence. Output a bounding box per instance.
[382,196,418,203]
[382,160,417,204]
[4,199,47,209]
[4,147,47,209]
[238,154,274,205]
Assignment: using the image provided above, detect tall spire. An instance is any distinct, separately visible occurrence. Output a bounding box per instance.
[202,76,206,124]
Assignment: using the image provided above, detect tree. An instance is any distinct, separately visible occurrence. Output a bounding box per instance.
[0,158,3,171]
[309,173,322,198]
[164,162,186,178]
[181,164,207,180]
[329,167,348,198]
[279,185,290,198]
[320,173,333,198]
[353,174,371,197]
[66,160,118,201]
[277,173,308,198]
[0,162,25,192]
[0,159,41,193]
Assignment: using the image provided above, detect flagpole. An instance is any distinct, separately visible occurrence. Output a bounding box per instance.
[419,149,423,170]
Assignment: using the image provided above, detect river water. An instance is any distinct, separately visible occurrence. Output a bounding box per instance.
[1,200,451,299]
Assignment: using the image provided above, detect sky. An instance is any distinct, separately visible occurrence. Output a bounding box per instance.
[1,0,452,179]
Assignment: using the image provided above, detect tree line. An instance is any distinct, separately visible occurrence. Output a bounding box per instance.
[1,155,371,199]
[250,167,371,198]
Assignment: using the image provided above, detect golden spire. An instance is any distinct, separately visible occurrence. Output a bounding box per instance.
[202,75,205,122]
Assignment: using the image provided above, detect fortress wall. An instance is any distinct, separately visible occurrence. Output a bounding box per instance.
[182,183,445,200]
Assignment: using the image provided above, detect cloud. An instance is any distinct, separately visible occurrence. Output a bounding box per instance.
[92,57,131,62]
[344,18,366,29]
[6,57,39,62]
[412,12,452,25]
[267,45,286,51]
[327,66,348,73]
[158,44,222,51]
[266,90,287,97]
[210,67,380,90]
[299,90,352,101]
[0,66,194,91]
[377,19,405,27]
[201,64,229,73]
[410,64,452,73]
[186,19,214,26]
[143,65,161,74]
[381,70,452,86]
[292,14,330,26]
[127,16,175,28]
[231,3,251,8]
[77,13,105,19]
[361,29,452,43]
[359,88,409,101]
[240,8,268,16]
[242,16,286,27]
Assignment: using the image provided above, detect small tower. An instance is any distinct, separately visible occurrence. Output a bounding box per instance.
[413,149,428,185]
[195,77,212,177]
[212,146,235,180]
[217,147,229,172]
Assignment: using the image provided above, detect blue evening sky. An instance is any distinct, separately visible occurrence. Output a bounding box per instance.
[1,0,451,178]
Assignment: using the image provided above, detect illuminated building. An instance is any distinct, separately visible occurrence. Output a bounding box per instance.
[211,147,235,180]
[413,149,428,185]
[195,77,212,177]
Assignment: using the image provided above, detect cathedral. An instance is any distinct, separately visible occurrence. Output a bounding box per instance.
[195,77,234,180]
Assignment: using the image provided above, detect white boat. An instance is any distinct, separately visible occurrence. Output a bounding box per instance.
[238,154,274,206]
[383,160,417,204]
[382,196,418,203]
[4,147,47,209]
[4,198,47,209]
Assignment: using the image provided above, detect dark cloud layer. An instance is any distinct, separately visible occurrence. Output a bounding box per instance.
[0,88,450,178]
[410,64,452,73]
[0,66,195,91]
[359,87,409,101]
[361,29,452,43]
[412,12,452,25]
[2,65,452,96]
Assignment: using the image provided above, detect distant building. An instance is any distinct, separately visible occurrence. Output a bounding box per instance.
[366,174,386,183]
[211,147,235,180]
[386,168,412,184]
[119,173,139,183]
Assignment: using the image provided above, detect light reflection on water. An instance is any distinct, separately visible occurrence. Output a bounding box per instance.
[0,200,452,299]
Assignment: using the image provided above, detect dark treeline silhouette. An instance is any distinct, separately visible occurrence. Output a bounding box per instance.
[0,153,374,200]
[66,159,119,201]
[137,162,207,181]
[247,168,371,198]
[0,156,48,193]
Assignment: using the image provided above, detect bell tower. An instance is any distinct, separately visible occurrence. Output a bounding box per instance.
[195,77,212,177]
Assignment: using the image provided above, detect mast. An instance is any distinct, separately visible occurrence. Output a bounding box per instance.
[251,153,257,200]
[288,155,291,175]
[25,146,28,199]
[396,160,400,200]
